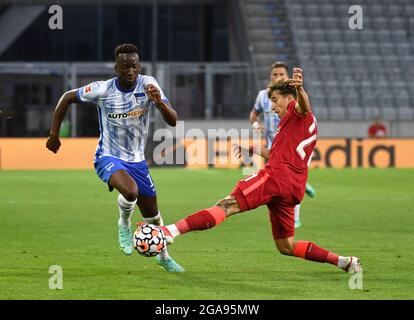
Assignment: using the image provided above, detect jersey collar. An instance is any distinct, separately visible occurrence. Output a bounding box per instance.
[115,78,138,93]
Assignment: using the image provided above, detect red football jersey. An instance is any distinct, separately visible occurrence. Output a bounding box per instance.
[265,100,317,200]
[368,124,387,138]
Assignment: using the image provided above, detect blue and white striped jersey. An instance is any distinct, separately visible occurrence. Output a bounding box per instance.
[254,89,280,148]
[77,75,169,163]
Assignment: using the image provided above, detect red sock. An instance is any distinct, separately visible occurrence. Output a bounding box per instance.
[175,206,226,235]
[293,241,339,266]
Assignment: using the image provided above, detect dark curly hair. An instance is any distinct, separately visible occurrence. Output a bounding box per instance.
[267,79,297,99]
[114,43,139,60]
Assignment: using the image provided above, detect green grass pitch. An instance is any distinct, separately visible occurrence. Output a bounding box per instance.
[0,168,413,299]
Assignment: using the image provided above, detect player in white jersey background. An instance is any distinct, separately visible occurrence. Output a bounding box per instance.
[46,43,184,272]
[249,61,316,229]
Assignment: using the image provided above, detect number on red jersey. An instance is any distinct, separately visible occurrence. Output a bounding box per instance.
[296,115,317,167]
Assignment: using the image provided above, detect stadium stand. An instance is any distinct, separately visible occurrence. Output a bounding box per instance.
[284,0,414,120]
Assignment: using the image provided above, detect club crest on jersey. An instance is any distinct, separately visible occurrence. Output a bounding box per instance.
[133,92,147,104]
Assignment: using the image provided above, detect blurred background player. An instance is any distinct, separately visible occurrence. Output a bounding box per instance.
[148,69,362,275]
[249,61,316,228]
[368,116,388,138]
[46,43,184,272]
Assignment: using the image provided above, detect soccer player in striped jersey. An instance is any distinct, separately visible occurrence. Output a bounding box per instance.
[46,43,184,272]
[148,69,362,274]
[249,61,316,228]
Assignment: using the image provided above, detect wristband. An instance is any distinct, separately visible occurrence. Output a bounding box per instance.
[252,121,260,130]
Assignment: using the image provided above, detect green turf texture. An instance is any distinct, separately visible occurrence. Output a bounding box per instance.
[0,168,413,300]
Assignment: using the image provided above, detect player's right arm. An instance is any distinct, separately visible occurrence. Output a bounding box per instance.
[46,90,80,153]
[290,68,311,116]
[47,81,103,153]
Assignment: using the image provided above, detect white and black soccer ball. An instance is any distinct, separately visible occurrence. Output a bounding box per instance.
[133,224,167,257]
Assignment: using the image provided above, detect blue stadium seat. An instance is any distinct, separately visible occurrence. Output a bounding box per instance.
[381,107,398,121]
[330,107,347,120]
[348,107,364,120]
[387,4,402,16]
[398,108,414,120]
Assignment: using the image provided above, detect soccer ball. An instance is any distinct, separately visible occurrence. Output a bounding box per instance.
[133,224,167,257]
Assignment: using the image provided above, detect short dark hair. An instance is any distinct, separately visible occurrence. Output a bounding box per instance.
[271,61,289,73]
[114,43,139,60]
[267,79,297,99]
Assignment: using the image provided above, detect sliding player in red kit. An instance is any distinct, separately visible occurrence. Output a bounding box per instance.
[139,68,362,274]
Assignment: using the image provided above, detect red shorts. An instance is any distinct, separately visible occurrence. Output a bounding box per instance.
[230,168,297,239]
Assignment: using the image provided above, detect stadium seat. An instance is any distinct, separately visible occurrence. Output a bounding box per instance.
[362,42,379,55]
[307,17,323,29]
[381,107,398,121]
[390,17,406,29]
[312,106,330,120]
[406,5,414,16]
[295,29,309,42]
[313,42,330,55]
[379,43,395,55]
[330,107,347,120]
[310,30,326,42]
[373,17,388,29]
[325,30,342,42]
[359,30,375,42]
[391,30,407,42]
[331,42,346,55]
[375,30,391,42]
[321,4,335,16]
[304,4,319,16]
[398,107,414,120]
[299,42,312,56]
[395,43,411,56]
[364,106,382,120]
[323,17,339,29]
[369,4,384,16]
[348,107,364,120]
[344,95,361,109]
[310,94,326,107]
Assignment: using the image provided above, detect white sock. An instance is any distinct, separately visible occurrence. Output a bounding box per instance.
[144,211,170,260]
[294,204,301,222]
[337,256,349,269]
[118,194,136,228]
[143,212,164,226]
[166,224,180,238]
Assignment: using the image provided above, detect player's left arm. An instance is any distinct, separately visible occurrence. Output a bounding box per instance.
[289,67,311,116]
[145,84,177,127]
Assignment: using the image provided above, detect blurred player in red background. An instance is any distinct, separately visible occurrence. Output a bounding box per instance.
[368,116,388,138]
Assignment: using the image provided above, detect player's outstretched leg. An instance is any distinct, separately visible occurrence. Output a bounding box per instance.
[161,205,227,241]
[294,204,301,229]
[276,238,362,273]
[144,212,185,273]
[305,181,316,198]
[117,194,136,255]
